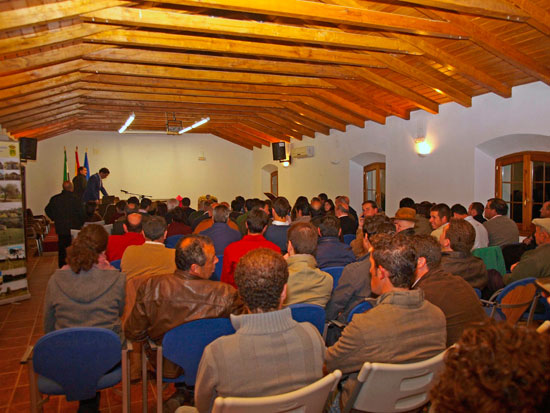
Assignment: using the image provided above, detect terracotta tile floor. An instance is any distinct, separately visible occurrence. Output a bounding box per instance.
[0,252,171,413]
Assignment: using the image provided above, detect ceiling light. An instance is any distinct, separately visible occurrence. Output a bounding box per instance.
[118,113,135,133]
[179,117,210,134]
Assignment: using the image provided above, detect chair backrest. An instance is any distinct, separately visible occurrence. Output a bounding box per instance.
[473,288,482,299]
[211,369,342,413]
[472,246,506,276]
[346,301,373,323]
[162,318,235,385]
[110,259,121,270]
[289,304,325,335]
[103,223,113,235]
[494,277,537,324]
[342,348,448,413]
[165,234,184,249]
[321,266,345,292]
[211,255,223,281]
[343,234,355,245]
[32,327,121,401]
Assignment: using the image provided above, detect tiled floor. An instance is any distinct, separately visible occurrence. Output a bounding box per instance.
[0,252,169,413]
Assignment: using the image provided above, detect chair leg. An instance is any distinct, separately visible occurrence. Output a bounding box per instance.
[142,345,148,413]
[156,347,163,413]
[122,348,130,413]
[28,361,43,413]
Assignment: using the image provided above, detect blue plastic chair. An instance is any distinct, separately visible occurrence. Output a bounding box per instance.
[149,318,235,413]
[165,234,184,249]
[289,304,325,335]
[343,234,355,246]
[346,301,374,323]
[211,255,223,281]
[473,288,482,299]
[21,327,130,412]
[321,266,345,292]
[481,277,538,325]
[110,259,121,270]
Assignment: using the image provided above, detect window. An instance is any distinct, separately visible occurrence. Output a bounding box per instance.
[363,162,385,211]
[270,170,278,196]
[495,151,550,233]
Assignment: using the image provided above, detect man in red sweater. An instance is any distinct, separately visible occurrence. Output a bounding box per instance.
[221,209,280,287]
[106,212,145,261]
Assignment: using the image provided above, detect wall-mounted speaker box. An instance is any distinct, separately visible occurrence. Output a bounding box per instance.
[19,137,37,161]
[272,142,288,161]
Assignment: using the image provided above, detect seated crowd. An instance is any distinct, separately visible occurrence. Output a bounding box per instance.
[42,188,550,412]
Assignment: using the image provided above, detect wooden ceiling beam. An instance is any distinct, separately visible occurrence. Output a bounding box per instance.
[392,34,511,98]
[213,127,269,147]
[209,129,255,150]
[398,0,528,21]
[233,123,281,143]
[80,62,333,88]
[0,84,80,112]
[80,104,254,118]
[82,7,421,54]
[258,113,314,138]
[268,109,331,136]
[344,66,439,114]
[0,72,82,101]
[507,0,550,36]
[370,52,472,107]
[244,116,304,141]
[281,102,347,131]
[0,98,82,124]
[0,24,120,57]
[240,119,294,142]
[85,29,384,67]
[1,103,83,128]
[7,110,83,133]
[161,0,466,39]
[301,96,366,128]
[312,89,386,124]
[11,118,76,139]
[0,60,89,90]
[0,90,82,117]
[84,47,357,79]
[35,126,77,141]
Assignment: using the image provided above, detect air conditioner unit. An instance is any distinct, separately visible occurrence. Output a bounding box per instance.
[291,146,314,159]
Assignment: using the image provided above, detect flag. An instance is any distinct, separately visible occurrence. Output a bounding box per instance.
[75,146,80,177]
[84,149,90,179]
[63,147,69,181]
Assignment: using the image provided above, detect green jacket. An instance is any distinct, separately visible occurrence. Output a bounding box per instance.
[504,243,550,285]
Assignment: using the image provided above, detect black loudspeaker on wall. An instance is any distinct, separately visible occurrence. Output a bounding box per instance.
[272,142,287,161]
[19,137,37,161]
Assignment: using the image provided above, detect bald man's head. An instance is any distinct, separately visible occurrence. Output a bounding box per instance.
[62,181,73,192]
[124,212,143,233]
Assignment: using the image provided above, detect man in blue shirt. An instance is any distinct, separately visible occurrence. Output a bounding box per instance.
[83,167,109,202]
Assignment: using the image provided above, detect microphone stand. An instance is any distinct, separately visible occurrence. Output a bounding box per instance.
[120,189,153,200]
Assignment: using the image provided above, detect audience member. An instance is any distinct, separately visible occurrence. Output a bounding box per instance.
[105,213,145,261]
[523,200,550,248]
[180,197,195,223]
[310,196,324,218]
[124,235,245,385]
[229,198,244,222]
[360,200,378,222]
[392,207,416,235]
[284,222,332,307]
[190,248,325,413]
[412,235,486,346]
[84,201,103,222]
[45,181,85,267]
[338,195,359,223]
[324,199,335,215]
[430,321,550,413]
[483,198,520,246]
[166,207,192,238]
[349,201,380,257]
[138,198,153,215]
[334,197,357,236]
[105,200,126,225]
[121,216,175,279]
[221,209,280,288]
[72,166,87,200]
[468,201,486,224]
[414,201,433,235]
[111,196,140,235]
[315,215,355,268]
[199,204,242,255]
[399,197,415,209]
[440,218,488,289]
[264,196,291,253]
[451,203,488,249]
[155,202,167,219]
[430,203,451,240]
[192,200,219,232]
[505,217,550,284]
[164,198,179,225]
[325,233,446,408]
[236,198,261,234]
[44,224,124,413]
[291,196,311,223]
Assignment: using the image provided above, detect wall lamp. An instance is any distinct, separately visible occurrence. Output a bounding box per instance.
[414,137,432,156]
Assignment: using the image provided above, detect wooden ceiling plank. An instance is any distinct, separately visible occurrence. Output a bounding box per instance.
[301,96,366,128]
[246,116,304,140]
[240,119,293,142]
[397,0,528,21]
[0,44,109,76]
[82,7,421,54]
[160,0,466,39]
[84,47,356,79]
[0,60,89,90]
[0,0,132,32]
[0,24,120,56]
[344,66,439,114]
[0,90,82,117]
[370,52,472,107]
[34,126,77,141]
[313,89,386,124]
[81,104,254,118]
[507,0,550,36]
[84,90,285,108]
[3,105,83,129]
[268,109,331,136]
[210,129,255,150]
[441,12,550,85]
[0,72,82,101]
[8,110,83,133]
[0,84,80,111]
[281,102,346,131]
[86,29,384,67]
[258,113,314,138]
[11,118,76,139]
[393,34,511,98]
[0,101,83,125]
[80,62,333,88]
[215,127,269,147]
[233,123,280,143]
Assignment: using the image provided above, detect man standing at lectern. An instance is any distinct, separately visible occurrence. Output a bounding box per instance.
[83,167,110,203]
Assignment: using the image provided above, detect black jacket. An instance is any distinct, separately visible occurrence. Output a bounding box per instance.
[45,190,85,235]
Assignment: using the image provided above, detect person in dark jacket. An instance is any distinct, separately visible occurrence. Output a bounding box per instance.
[45,181,85,267]
[315,215,355,268]
[72,166,87,200]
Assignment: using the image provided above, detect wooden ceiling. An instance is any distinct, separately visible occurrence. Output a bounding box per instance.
[0,0,549,149]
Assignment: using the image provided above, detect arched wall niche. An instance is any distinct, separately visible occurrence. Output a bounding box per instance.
[261,164,278,195]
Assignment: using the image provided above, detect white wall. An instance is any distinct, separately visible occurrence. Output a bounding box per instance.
[25,131,254,213]
[252,82,550,215]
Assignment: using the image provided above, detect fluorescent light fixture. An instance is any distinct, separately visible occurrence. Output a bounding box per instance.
[179,117,210,134]
[118,113,135,133]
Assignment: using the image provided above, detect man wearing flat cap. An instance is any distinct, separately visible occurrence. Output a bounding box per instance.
[504,218,550,284]
[393,207,417,236]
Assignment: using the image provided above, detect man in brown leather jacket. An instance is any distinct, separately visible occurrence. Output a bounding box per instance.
[124,234,246,379]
